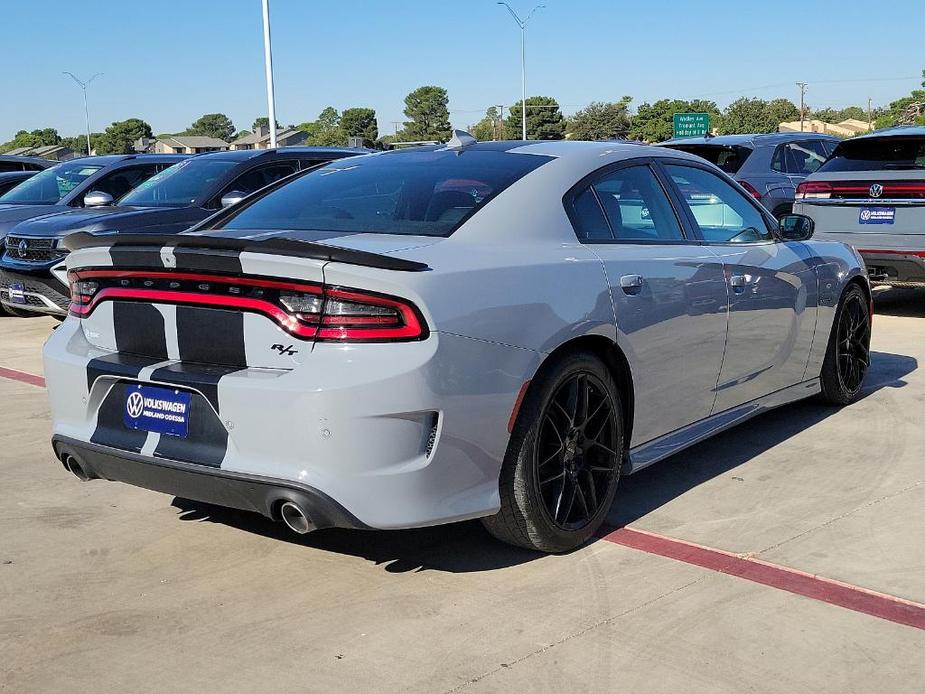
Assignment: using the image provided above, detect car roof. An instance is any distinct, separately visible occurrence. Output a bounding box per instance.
[660,132,838,147]
[0,154,53,168]
[849,125,925,141]
[59,153,188,167]
[190,146,371,163]
[0,170,34,179]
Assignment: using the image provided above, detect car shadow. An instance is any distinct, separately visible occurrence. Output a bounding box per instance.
[873,286,925,318]
[169,350,916,573]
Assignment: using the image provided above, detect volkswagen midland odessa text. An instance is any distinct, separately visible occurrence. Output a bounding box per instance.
[43,136,871,553]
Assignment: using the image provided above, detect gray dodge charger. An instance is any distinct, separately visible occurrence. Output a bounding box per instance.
[44,137,871,552]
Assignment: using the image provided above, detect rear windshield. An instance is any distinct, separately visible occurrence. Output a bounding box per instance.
[119,158,237,207]
[0,161,103,205]
[664,145,752,173]
[819,136,925,172]
[215,149,551,237]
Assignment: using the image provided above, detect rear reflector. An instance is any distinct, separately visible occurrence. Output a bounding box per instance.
[68,270,428,343]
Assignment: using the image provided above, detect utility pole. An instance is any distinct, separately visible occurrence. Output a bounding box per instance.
[868,97,873,131]
[796,81,808,132]
[391,121,401,136]
[261,0,278,148]
[497,3,545,141]
[495,104,505,140]
[63,72,102,156]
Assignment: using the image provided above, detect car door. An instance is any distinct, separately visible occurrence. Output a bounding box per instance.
[660,161,818,412]
[565,160,729,446]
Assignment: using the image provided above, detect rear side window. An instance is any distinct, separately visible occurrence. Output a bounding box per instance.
[569,164,684,243]
[664,145,752,174]
[785,141,829,175]
[217,150,551,237]
[819,136,925,172]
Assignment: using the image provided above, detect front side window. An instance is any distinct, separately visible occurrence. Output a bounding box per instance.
[570,164,684,242]
[0,161,102,205]
[120,159,238,207]
[665,164,773,243]
[215,150,551,237]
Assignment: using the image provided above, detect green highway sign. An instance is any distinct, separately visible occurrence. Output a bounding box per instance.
[673,112,710,138]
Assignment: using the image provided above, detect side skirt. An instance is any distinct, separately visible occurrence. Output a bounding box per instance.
[624,378,821,474]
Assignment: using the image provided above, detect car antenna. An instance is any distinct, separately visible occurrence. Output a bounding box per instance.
[443,129,477,153]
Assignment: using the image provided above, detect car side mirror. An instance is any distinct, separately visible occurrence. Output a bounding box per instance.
[779,214,814,241]
[83,190,114,207]
[220,191,247,208]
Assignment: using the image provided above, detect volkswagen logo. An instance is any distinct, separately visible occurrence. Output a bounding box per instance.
[17,239,27,258]
[126,391,145,419]
[869,183,883,198]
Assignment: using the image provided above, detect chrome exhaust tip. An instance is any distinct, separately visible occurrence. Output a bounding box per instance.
[62,453,91,481]
[279,501,315,535]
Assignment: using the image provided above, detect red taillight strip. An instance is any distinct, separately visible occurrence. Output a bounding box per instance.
[857,249,925,258]
[73,269,324,294]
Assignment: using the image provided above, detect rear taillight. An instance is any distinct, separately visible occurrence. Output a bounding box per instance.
[67,270,428,343]
[738,180,762,200]
[795,181,832,199]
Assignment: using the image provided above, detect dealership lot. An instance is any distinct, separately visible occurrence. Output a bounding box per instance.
[1,288,923,693]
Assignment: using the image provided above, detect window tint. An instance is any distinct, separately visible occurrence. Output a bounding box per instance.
[213,161,299,207]
[819,136,925,172]
[217,150,551,237]
[666,164,773,243]
[88,164,163,202]
[0,162,22,173]
[570,187,612,240]
[785,141,828,175]
[0,161,103,205]
[771,145,786,173]
[666,145,752,174]
[120,159,238,207]
[576,165,683,242]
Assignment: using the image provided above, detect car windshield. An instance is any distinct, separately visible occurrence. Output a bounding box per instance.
[0,161,103,205]
[665,145,752,173]
[215,149,551,237]
[119,158,238,207]
[819,136,925,172]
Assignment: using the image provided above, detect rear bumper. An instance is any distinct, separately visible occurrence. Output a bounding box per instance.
[0,268,69,315]
[858,250,925,286]
[53,436,369,529]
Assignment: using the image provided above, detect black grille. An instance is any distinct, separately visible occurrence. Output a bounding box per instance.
[3,236,67,263]
[0,274,70,309]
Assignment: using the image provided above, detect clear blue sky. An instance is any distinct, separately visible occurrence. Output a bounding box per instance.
[2,0,924,140]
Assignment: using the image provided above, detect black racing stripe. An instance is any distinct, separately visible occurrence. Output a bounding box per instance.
[152,392,228,468]
[90,382,149,453]
[86,353,166,393]
[176,306,247,367]
[109,247,164,268]
[149,362,242,415]
[172,247,242,274]
[112,302,168,359]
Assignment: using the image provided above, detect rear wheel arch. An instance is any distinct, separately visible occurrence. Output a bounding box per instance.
[526,335,635,453]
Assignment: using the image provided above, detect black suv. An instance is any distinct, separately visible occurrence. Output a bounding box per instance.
[0,147,365,316]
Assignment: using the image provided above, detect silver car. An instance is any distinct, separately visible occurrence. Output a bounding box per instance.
[44,138,871,553]
[794,126,925,287]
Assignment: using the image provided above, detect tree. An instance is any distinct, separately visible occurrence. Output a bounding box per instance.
[252,117,280,132]
[567,98,632,141]
[505,96,565,140]
[94,118,153,154]
[402,85,452,142]
[61,133,100,154]
[296,107,344,146]
[341,107,378,146]
[628,99,720,142]
[3,128,61,150]
[186,113,235,141]
[720,97,798,134]
[873,70,925,128]
[471,106,501,141]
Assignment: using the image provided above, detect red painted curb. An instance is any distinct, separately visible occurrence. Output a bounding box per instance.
[602,527,925,631]
[0,366,46,388]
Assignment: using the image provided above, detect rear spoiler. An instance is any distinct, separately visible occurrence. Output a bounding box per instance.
[62,232,430,272]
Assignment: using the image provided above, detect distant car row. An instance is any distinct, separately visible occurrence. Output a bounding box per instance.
[0,147,364,315]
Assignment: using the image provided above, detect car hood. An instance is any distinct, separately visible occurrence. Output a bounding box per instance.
[9,205,208,238]
[0,204,70,238]
[188,228,446,256]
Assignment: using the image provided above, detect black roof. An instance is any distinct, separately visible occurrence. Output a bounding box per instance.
[0,154,55,169]
[191,146,371,163]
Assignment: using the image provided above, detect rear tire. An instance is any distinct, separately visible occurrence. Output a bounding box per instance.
[818,283,871,405]
[482,352,624,553]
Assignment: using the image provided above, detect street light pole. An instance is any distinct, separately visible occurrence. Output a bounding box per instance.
[261,0,278,149]
[497,3,545,141]
[63,72,102,156]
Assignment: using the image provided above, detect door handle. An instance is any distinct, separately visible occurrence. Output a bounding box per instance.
[729,274,750,293]
[620,274,644,295]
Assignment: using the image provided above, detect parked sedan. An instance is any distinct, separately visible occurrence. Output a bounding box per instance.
[45,138,870,553]
[0,148,362,316]
[660,132,840,218]
[794,126,925,287]
[0,170,37,196]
